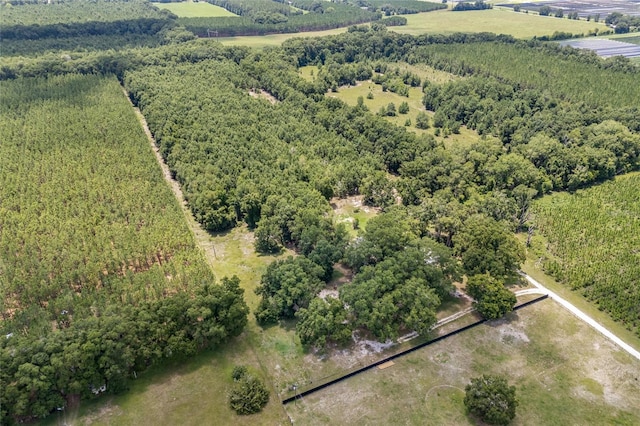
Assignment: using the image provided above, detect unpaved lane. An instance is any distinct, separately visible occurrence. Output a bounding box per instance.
[123,87,219,268]
[521,272,640,362]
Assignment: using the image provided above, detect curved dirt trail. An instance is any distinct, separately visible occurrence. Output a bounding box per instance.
[520,272,640,362]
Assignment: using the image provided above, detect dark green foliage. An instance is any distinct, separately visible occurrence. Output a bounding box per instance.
[341,237,456,340]
[398,101,410,114]
[340,212,458,340]
[464,375,518,425]
[255,257,325,324]
[0,74,249,424]
[466,274,517,319]
[415,111,430,129]
[228,374,270,415]
[232,365,249,381]
[453,215,525,279]
[1,276,248,423]
[296,297,352,347]
[359,0,446,15]
[453,1,492,11]
[180,0,379,36]
[0,0,173,41]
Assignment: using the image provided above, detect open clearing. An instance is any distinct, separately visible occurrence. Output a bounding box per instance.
[152,1,237,18]
[217,27,348,48]
[326,77,486,149]
[395,9,606,38]
[217,8,605,48]
[286,299,640,425]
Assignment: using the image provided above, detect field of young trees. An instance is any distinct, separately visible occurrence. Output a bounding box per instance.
[0,0,173,40]
[0,74,248,423]
[532,173,640,336]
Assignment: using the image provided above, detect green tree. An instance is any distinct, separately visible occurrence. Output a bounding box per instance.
[386,102,397,116]
[415,111,430,129]
[466,274,517,319]
[398,101,409,114]
[453,214,525,279]
[229,374,269,415]
[254,256,325,324]
[295,297,352,347]
[464,375,518,425]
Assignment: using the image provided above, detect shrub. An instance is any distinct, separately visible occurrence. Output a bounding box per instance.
[464,374,518,425]
[229,374,270,415]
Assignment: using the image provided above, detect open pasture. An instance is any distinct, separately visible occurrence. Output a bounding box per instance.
[286,299,640,425]
[394,8,606,38]
[152,1,237,18]
[217,26,348,48]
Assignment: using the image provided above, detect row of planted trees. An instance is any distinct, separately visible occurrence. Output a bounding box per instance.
[0,73,250,423]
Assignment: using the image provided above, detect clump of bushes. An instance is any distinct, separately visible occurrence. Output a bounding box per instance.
[228,365,270,415]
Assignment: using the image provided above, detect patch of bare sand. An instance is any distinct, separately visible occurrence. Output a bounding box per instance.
[330,195,379,216]
[248,89,278,104]
[81,401,123,425]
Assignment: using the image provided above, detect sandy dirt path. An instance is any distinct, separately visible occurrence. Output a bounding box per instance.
[520,272,640,362]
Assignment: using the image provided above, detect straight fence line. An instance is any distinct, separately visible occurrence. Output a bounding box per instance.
[282,294,548,405]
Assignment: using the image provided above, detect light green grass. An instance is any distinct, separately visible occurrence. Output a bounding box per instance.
[394,9,607,38]
[152,1,237,18]
[328,79,483,148]
[605,34,640,45]
[217,27,349,48]
[286,299,640,425]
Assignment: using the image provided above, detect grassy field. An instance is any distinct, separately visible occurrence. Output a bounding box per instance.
[394,9,607,38]
[286,298,640,425]
[217,27,348,48]
[606,34,640,45]
[152,1,237,18]
[323,67,485,149]
[216,8,606,48]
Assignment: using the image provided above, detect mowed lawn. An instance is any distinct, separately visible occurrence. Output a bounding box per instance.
[286,299,640,425]
[394,9,607,38]
[152,1,237,17]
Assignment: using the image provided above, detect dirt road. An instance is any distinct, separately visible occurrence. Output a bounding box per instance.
[520,272,640,362]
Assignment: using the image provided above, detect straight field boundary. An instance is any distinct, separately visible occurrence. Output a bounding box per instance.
[281,294,548,405]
